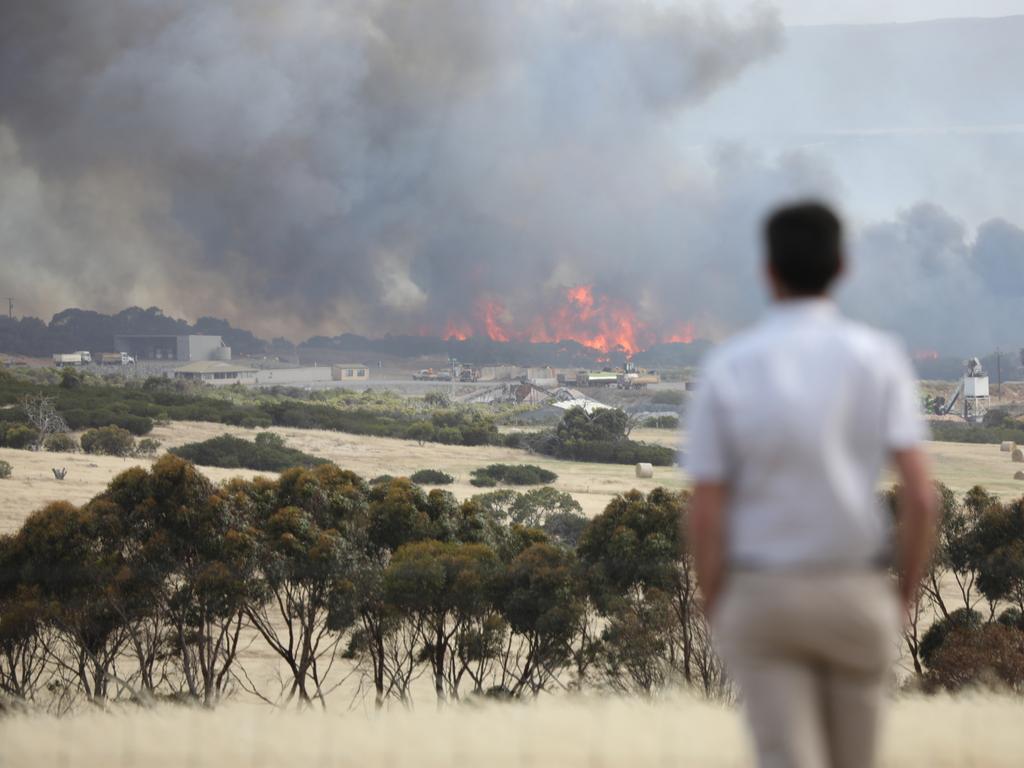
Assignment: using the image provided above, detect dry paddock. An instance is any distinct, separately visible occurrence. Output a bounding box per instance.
[1,695,1022,768]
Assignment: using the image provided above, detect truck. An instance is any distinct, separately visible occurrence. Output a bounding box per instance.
[100,352,136,366]
[52,351,92,367]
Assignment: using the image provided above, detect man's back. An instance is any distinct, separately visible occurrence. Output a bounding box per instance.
[687,298,924,569]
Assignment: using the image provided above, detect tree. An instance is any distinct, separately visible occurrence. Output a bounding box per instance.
[20,394,69,452]
[240,466,367,708]
[970,498,1024,614]
[493,543,583,696]
[579,488,720,695]
[384,540,500,703]
[6,501,128,704]
[89,456,260,706]
[925,622,1024,693]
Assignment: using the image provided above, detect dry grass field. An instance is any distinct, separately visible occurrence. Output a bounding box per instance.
[2,425,1023,766]
[1,694,1022,768]
[2,422,1022,535]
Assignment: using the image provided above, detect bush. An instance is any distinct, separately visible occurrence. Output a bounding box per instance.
[136,437,162,457]
[44,433,79,453]
[170,433,329,472]
[0,460,11,478]
[471,464,558,487]
[410,469,455,485]
[2,424,40,450]
[81,426,137,457]
[650,390,684,406]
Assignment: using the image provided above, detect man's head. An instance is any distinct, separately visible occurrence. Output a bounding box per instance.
[764,201,843,299]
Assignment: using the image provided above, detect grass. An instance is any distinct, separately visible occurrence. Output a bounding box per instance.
[1,695,1022,767]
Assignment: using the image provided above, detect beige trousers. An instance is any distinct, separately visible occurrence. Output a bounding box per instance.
[714,570,900,768]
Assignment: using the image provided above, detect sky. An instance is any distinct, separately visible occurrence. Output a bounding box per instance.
[711,0,1024,26]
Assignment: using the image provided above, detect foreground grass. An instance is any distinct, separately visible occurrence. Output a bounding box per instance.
[1,695,1021,767]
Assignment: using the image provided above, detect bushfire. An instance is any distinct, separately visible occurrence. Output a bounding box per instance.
[434,285,694,355]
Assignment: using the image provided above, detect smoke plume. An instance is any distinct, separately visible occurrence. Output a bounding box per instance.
[0,0,798,344]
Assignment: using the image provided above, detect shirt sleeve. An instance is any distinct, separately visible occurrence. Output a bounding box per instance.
[885,343,929,450]
[684,371,732,482]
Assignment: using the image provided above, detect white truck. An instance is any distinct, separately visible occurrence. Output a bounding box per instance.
[100,352,135,366]
[52,351,92,367]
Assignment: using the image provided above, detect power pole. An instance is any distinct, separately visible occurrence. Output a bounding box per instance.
[6,298,12,319]
[996,347,1002,399]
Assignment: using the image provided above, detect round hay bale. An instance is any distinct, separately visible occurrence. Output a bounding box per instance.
[1014,471,1024,481]
[635,462,654,479]
[1013,448,1024,463]
[1002,441,1016,452]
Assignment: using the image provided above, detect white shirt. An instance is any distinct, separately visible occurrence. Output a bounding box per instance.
[684,299,927,569]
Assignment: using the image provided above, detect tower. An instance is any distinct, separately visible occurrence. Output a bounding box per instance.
[961,357,989,423]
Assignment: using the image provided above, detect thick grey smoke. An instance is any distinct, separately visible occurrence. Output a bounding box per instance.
[842,207,1024,356]
[0,0,801,341]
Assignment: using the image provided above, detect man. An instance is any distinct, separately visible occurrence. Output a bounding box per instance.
[685,202,938,768]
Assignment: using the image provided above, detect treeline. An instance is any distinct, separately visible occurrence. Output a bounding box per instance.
[0,458,718,712]
[2,464,1023,714]
[891,483,1024,692]
[0,306,268,358]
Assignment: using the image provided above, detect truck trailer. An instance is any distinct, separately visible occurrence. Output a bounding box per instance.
[52,351,92,367]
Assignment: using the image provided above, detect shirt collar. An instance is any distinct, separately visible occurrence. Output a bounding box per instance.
[765,297,838,323]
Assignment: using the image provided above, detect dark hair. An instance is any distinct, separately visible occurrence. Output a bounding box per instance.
[764,202,843,296]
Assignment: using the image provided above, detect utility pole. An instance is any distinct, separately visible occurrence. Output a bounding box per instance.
[6,298,12,319]
[996,347,1002,399]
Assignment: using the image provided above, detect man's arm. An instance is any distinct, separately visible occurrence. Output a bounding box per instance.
[688,481,729,617]
[891,447,939,611]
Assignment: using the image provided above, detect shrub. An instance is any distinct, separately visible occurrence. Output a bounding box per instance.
[0,460,11,478]
[2,424,39,450]
[650,390,684,406]
[170,433,328,472]
[405,421,436,445]
[435,427,464,445]
[369,474,394,485]
[136,437,162,457]
[471,464,558,487]
[410,469,455,485]
[81,426,137,457]
[44,433,79,453]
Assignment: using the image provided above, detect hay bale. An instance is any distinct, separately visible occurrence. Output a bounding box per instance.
[1013,448,1024,463]
[635,463,654,479]
[1014,471,1024,481]
[1002,441,1016,452]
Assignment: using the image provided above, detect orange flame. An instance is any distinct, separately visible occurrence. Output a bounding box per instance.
[425,285,694,355]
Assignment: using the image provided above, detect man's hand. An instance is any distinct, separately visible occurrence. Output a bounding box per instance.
[688,482,729,619]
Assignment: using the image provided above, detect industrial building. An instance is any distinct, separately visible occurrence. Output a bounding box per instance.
[173,361,257,386]
[114,334,231,362]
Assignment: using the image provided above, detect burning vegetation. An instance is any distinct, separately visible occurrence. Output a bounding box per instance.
[437,285,695,356]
